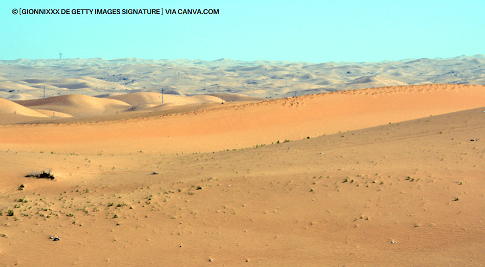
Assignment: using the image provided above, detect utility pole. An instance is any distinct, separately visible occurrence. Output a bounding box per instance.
[161,88,164,103]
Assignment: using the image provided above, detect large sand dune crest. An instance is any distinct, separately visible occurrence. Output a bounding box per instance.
[1,84,484,154]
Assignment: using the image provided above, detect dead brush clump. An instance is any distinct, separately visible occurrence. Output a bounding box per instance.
[25,169,55,180]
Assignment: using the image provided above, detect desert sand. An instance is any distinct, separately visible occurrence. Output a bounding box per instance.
[0,59,485,266]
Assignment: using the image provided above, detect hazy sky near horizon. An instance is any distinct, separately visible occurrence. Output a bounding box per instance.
[1,0,484,63]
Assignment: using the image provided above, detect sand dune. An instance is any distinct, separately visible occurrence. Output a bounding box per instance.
[26,77,132,91]
[0,91,35,101]
[32,109,73,118]
[0,92,233,124]
[0,98,48,117]
[299,73,317,80]
[207,93,266,102]
[108,92,224,107]
[108,92,168,106]
[14,94,131,117]
[344,75,407,89]
[188,94,225,103]
[0,98,50,125]
[1,84,484,154]
[0,92,231,124]
[0,80,38,91]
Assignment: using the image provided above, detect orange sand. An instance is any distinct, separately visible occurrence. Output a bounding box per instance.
[0,84,484,266]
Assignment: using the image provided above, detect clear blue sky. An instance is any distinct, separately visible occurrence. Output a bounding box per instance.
[1,0,484,63]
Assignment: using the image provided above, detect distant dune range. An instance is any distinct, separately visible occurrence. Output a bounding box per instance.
[1,84,484,154]
[0,55,484,100]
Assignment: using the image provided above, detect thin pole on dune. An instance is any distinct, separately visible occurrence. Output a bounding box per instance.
[162,88,164,103]
[44,86,46,98]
